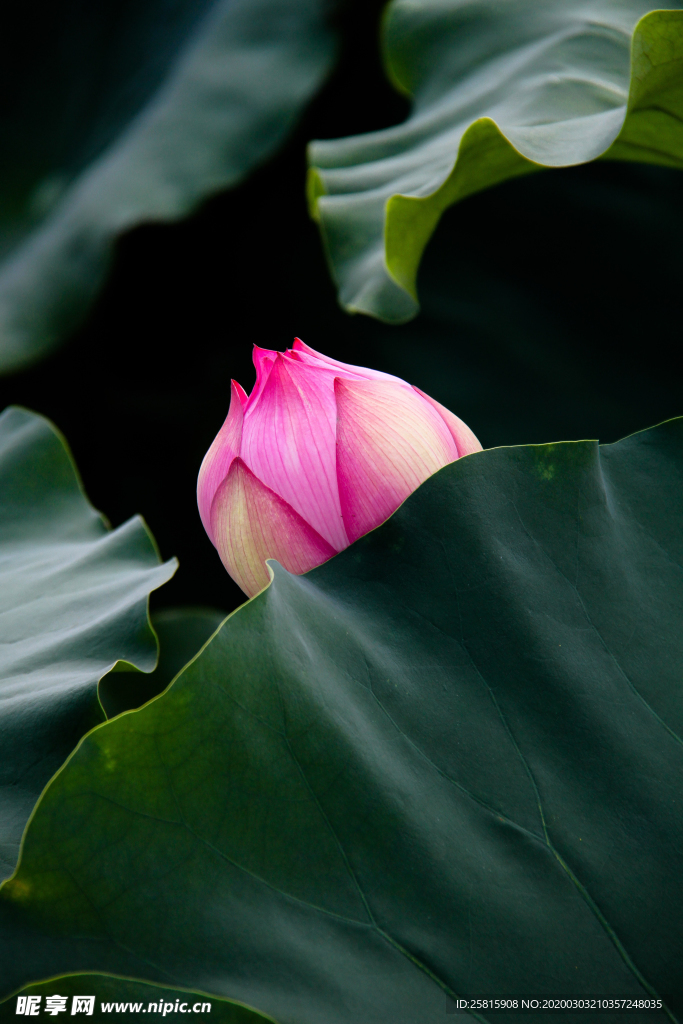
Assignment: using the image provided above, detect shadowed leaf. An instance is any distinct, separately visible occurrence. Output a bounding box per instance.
[99,607,226,718]
[0,0,336,372]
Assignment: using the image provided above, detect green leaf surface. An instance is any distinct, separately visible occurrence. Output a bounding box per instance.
[0,0,336,374]
[99,607,227,718]
[0,406,176,881]
[2,419,683,1021]
[0,975,277,1023]
[308,1,683,322]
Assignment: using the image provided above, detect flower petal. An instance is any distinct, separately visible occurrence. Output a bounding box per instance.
[197,379,248,544]
[246,346,278,411]
[336,378,459,544]
[412,386,482,457]
[290,337,402,383]
[242,352,349,550]
[211,458,336,598]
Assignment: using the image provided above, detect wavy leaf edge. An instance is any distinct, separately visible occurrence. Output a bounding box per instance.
[308,7,683,323]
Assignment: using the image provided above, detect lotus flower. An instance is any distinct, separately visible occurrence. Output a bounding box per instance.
[198,339,481,597]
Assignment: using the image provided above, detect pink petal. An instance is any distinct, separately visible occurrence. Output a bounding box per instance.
[197,379,248,544]
[289,338,403,383]
[210,458,337,598]
[241,353,349,550]
[412,387,482,457]
[246,346,278,411]
[253,346,276,378]
[336,378,459,544]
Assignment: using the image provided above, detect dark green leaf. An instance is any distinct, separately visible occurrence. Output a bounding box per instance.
[0,406,175,881]
[0,975,277,1023]
[309,1,683,322]
[2,419,683,1020]
[0,0,336,373]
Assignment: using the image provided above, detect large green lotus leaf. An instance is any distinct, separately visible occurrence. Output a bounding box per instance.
[0,406,176,882]
[308,1,683,323]
[0,975,277,1023]
[2,419,683,1021]
[0,0,336,374]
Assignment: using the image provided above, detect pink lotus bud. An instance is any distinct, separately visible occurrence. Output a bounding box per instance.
[197,339,481,597]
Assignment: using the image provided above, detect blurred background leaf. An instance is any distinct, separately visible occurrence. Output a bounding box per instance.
[0,0,337,373]
[2,420,683,1019]
[309,1,683,321]
[0,407,175,882]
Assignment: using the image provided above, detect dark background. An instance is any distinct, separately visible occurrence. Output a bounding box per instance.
[2,0,682,616]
